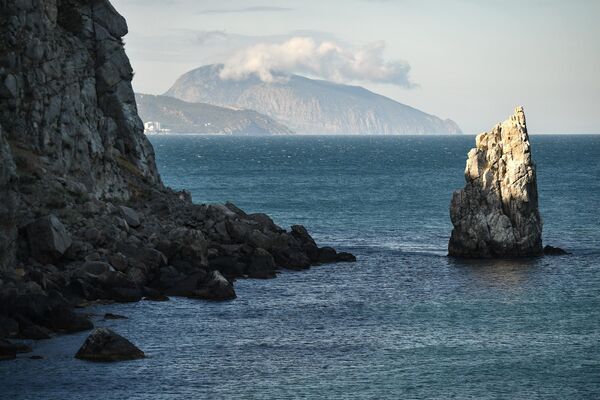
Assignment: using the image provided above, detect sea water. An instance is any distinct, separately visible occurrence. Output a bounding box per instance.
[1,135,599,399]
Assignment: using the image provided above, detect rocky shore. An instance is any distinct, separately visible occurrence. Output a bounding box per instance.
[0,0,354,359]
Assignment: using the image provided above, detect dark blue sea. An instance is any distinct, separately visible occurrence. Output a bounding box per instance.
[2,135,599,399]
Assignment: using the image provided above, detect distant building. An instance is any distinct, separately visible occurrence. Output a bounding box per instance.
[144,121,171,135]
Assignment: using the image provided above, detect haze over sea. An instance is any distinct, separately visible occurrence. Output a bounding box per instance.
[2,135,599,399]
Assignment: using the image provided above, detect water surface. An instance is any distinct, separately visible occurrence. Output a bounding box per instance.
[2,135,599,399]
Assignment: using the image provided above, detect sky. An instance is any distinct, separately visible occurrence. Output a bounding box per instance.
[112,0,600,134]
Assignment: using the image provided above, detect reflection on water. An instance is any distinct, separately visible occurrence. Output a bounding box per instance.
[449,256,543,291]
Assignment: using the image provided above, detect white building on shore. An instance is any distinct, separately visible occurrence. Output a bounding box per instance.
[144,121,171,135]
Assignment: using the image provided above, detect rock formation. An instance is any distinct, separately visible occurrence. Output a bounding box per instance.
[75,328,145,362]
[0,0,354,351]
[165,64,462,135]
[449,107,543,258]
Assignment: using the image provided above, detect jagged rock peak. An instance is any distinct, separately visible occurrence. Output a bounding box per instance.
[448,106,543,258]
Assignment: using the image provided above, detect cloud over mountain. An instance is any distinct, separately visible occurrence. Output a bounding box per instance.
[219,37,415,88]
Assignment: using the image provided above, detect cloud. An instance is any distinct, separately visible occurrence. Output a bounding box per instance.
[219,37,415,87]
[198,6,293,14]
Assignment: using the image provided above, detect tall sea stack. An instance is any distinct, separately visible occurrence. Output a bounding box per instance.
[449,107,543,258]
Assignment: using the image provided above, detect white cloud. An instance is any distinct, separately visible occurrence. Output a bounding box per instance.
[219,37,415,87]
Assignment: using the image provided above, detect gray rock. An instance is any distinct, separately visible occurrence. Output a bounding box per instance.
[119,206,140,228]
[26,215,72,263]
[449,107,543,258]
[75,328,144,362]
[247,248,277,279]
[191,270,236,301]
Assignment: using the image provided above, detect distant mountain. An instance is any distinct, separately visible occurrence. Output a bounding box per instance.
[135,93,293,135]
[165,64,461,135]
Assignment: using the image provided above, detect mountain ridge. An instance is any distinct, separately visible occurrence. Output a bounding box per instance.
[165,64,462,135]
[135,93,293,135]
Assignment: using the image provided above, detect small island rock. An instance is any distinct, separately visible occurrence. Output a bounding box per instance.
[449,107,543,258]
[75,328,145,362]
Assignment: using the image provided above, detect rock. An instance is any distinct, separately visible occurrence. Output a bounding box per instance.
[75,328,145,362]
[0,315,19,338]
[30,355,43,360]
[291,225,320,262]
[191,271,236,301]
[543,245,570,256]
[0,125,17,272]
[143,293,169,302]
[247,248,277,279]
[18,323,52,340]
[336,252,357,262]
[119,206,140,228]
[449,107,543,258]
[42,307,93,333]
[26,215,72,263]
[75,261,114,278]
[0,339,32,360]
[318,247,338,263]
[103,313,127,320]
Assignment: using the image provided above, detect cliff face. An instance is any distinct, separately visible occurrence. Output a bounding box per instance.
[0,1,353,344]
[165,64,462,135]
[0,0,160,201]
[449,107,543,258]
[135,93,294,135]
[0,125,17,272]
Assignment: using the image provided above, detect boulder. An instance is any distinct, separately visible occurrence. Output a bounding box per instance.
[336,252,357,262]
[191,271,236,301]
[75,328,145,362]
[0,339,32,360]
[247,248,277,279]
[42,307,93,333]
[119,206,140,228]
[26,215,72,263]
[449,107,543,258]
[103,313,127,320]
[318,247,338,263]
[290,225,320,262]
[543,245,570,255]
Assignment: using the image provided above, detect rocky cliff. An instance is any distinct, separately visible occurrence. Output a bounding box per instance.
[448,107,543,258]
[165,64,462,135]
[135,93,293,135]
[0,0,353,351]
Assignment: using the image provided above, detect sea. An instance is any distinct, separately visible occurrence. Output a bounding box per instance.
[1,135,599,399]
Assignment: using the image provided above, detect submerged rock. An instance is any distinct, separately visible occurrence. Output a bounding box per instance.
[75,328,145,362]
[543,245,570,256]
[449,107,543,258]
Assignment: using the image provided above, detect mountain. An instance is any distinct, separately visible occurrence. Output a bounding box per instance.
[135,93,293,135]
[165,64,461,135]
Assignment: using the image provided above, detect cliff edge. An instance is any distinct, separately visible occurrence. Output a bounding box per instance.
[449,107,543,258]
[0,0,354,347]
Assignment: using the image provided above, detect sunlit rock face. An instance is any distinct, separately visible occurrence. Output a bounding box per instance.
[0,0,160,201]
[449,107,543,258]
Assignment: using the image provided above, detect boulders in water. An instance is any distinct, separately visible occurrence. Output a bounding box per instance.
[449,107,543,258]
[543,245,570,255]
[75,328,145,362]
[26,215,72,263]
